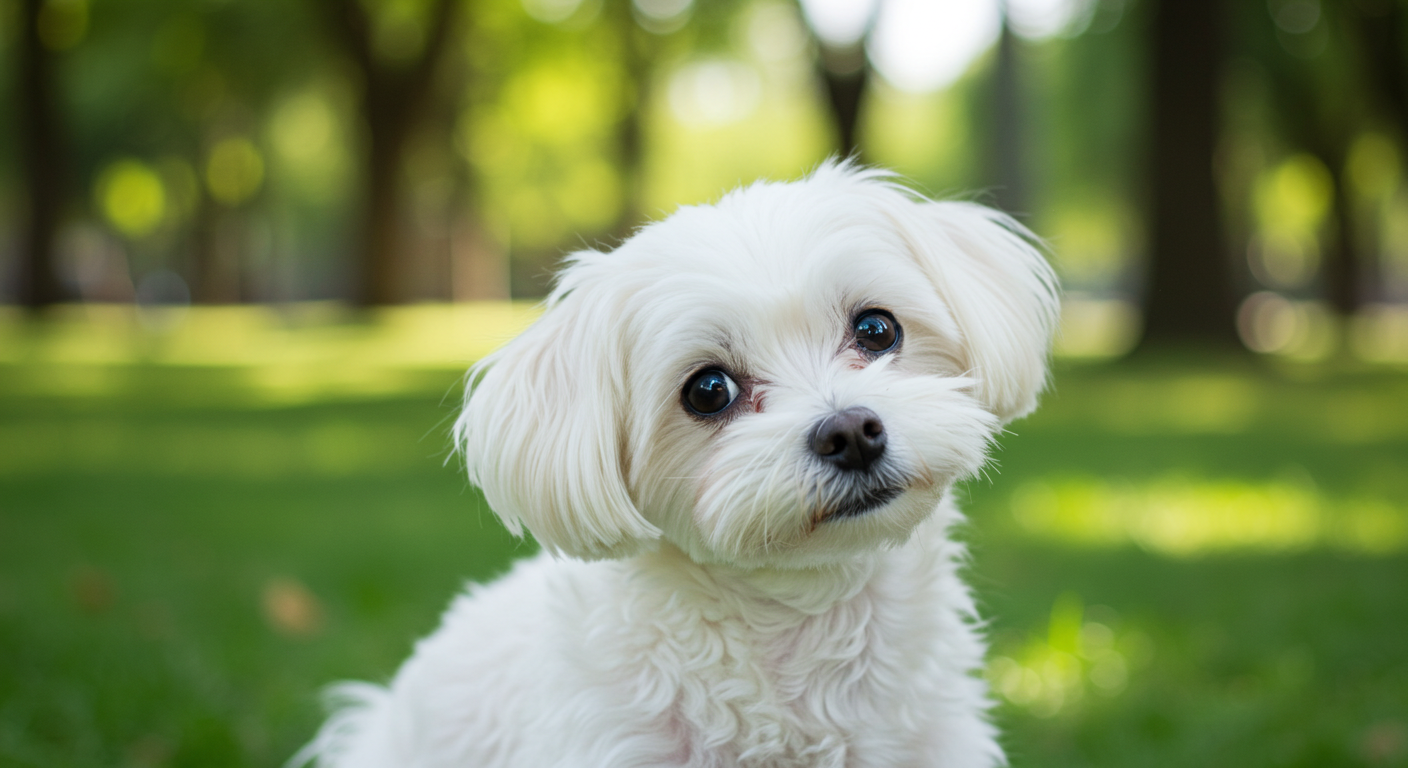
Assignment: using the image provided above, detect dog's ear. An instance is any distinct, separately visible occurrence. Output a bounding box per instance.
[891,198,1060,422]
[454,254,661,560]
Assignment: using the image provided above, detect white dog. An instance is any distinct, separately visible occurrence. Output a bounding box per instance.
[299,162,1059,768]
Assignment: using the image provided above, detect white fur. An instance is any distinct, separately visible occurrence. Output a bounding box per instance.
[297,162,1059,768]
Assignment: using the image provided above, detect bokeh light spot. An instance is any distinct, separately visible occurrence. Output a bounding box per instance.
[1255,153,1332,236]
[1007,0,1089,39]
[1238,292,1334,359]
[522,0,584,23]
[634,0,692,30]
[1056,298,1141,359]
[271,95,335,164]
[96,159,167,238]
[1247,231,1318,289]
[1347,133,1401,202]
[798,0,878,47]
[869,0,1000,92]
[1272,0,1321,34]
[206,137,265,206]
[668,61,762,126]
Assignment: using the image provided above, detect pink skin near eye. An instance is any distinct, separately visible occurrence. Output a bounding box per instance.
[843,348,870,371]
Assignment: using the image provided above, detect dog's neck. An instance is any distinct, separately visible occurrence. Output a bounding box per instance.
[639,542,881,618]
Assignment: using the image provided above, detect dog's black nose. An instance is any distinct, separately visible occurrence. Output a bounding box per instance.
[810,407,886,472]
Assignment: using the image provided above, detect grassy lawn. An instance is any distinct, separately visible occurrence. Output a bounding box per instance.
[2,338,1406,767]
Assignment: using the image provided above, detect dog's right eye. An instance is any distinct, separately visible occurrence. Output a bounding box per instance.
[854,309,901,353]
[684,369,739,416]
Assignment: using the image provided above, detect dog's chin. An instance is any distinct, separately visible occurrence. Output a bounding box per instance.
[819,484,905,522]
[678,466,955,569]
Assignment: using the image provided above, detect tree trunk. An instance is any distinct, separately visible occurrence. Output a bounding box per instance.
[817,43,867,158]
[1352,1,1408,138]
[610,6,650,242]
[989,10,1027,216]
[1325,165,1361,314]
[321,0,459,306]
[1139,0,1240,348]
[191,197,245,303]
[16,0,67,310]
[1344,0,1408,312]
[358,104,413,305]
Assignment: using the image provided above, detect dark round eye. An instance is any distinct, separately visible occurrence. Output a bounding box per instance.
[854,310,900,353]
[684,369,740,416]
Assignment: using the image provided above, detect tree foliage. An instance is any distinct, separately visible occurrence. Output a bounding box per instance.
[1,0,1404,353]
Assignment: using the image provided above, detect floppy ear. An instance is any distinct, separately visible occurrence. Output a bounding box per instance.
[453,254,661,560]
[892,199,1060,422]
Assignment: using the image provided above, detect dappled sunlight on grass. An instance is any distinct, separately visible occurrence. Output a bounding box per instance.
[987,594,1154,718]
[0,302,541,368]
[1009,473,1408,556]
[1033,367,1408,443]
[0,419,443,478]
[1093,374,1260,434]
[0,303,542,402]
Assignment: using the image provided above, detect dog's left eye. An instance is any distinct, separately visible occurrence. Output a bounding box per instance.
[854,310,901,353]
[684,369,740,416]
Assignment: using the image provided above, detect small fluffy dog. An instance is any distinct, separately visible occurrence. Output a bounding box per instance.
[300,162,1059,768]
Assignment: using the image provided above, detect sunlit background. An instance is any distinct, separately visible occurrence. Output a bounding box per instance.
[2,0,1407,766]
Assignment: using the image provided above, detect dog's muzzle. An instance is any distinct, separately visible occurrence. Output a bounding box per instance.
[808,407,906,521]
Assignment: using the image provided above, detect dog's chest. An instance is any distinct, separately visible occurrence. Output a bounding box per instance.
[630,589,902,768]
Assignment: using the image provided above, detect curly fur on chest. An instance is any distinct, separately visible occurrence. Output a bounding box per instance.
[305,511,1000,768]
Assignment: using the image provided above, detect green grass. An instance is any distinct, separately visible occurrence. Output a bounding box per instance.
[1,357,1406,767]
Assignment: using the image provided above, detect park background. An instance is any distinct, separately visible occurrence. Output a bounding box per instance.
[2,0,1407,765]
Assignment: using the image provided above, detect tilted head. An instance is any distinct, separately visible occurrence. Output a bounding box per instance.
[455,163,1059,568]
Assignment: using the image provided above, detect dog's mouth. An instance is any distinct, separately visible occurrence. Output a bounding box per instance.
[819,484,904,522]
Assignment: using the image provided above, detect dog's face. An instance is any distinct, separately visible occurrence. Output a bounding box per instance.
[456,164,1058,568]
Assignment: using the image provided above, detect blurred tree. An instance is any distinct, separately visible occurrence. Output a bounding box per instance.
[318,0,462,305]
[796,0,876,159]
[1352,0,1408,137]
[15,0,71,310]
[56,0,333,303]
[1024,1,1145,300]
[609,0,746,239]
[815,39,868,158]
[1344,0,1408,302]
[990,1,1028,216]
[1252,2,1368,318]
[608,0,655,241]
[1229,0,1407,326]
[468,1,637,294]
[1140,0,1241,349]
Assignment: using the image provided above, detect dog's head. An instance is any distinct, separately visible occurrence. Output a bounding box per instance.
[455,163,1058,567]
